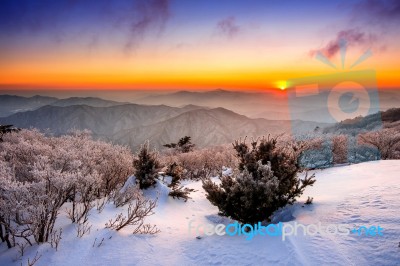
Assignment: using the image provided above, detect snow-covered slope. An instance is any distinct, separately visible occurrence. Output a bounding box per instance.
[1,161,399,266]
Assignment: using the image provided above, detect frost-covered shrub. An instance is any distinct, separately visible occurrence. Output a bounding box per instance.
[105,191,159,234]
[160,145,236,201]
[359,128,400,159]
[276,133,332,169]
[60,130,134,195]
[298,140,333,169]
[331,134,348,164]
[285,132,380,168]
[0,129,134,247]
[161,145,237,180]
[133,141,161,189]
[0,156,79,245]
[292,127,400,167]
[347,143,380,163]
[203,136,315,224]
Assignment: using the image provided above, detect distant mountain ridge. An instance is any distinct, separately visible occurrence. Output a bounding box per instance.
[2,92,395,150]
[0,95,127,117]
[323,108,400,134]
[134,89,400,121]
[51,97,128,107]
[0,95,58,117]
[135,89,290,120]
[3,89,399,122]
[0,103,327,150]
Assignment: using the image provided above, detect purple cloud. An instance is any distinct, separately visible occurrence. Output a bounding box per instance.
[310,0,399,59]
[123,0,170,54]
[216,16,240,38]
[310,29,377,58]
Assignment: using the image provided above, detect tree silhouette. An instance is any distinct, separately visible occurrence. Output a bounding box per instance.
[164,136,195,153]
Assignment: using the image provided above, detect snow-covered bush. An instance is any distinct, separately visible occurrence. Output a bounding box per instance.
[298,139,333,169]
[60,130,134,195]
[133,141,161,189]
[202,136,315,224]
[0,129,134,247]
[359,128,400,159]
[276,133,332,169]
[281,132,381,168]
[105,191,159,234]
[161,145,237,180]
[331,134,348,164]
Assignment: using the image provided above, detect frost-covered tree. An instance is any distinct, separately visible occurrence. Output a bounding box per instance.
[359,128,400,159]
[203,136,315,224]
[331,134,348,164]
[161,145,237,180]
[133,141,161,189]
[165,162,194,201]
[0,129,134,247]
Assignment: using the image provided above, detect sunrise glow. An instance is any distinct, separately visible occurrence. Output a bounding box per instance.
[0,0,399,92]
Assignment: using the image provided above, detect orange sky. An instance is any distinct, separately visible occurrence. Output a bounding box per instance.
[1,0,399,91]
[1,47,399,91]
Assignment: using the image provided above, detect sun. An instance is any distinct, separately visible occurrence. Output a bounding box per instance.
[275,80,287,90]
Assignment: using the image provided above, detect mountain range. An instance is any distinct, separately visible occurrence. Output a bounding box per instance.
[135,89,291,120]
[0,101,326,150]
[2,89,399,121]
[133,89,400,122]
[1,90,397,150]
[0,95,127,117]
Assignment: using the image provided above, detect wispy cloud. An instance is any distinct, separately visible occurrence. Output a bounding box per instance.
[310,29,377,58]
[122,0,170,54]
[310,0,399,59]
[216,16,240,38]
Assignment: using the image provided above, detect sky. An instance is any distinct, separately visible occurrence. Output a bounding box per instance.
[0,0,399,92]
